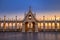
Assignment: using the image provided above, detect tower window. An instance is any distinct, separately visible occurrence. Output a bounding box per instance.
[28,15,31,20]
[29,15,31,16]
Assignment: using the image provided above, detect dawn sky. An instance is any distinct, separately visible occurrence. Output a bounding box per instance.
[0,0,60,20]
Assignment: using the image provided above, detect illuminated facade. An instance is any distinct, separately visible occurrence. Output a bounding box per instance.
[0,7,60,32]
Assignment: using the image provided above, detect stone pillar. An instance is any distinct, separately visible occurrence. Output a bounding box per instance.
[28,22,32,32]
[47,23,49,30]
[12,22,13,29]
[8,18,9,29]
[0,18,1,29]
[22,23,25,32]
[59,18,60,30]
[12,18,13,29]
[59,22,60,30]
[19,23,20,30]
[43,16,45,31]
[19,18,21,30]
[8,23,9,31]
[40,23,41,30]
[35,23,38,32]
[51,23,52,30]
[55,16,57,31]
[51,18,52,30]
[3,16,6,31]
[15,16,17,31]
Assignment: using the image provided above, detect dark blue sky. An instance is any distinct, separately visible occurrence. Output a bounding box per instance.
[0,0,60,12]
[0,0,60,19]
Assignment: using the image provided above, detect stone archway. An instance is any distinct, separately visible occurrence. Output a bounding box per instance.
[25,22,35,32]
[32,22,35,32]
[25,22,28,32]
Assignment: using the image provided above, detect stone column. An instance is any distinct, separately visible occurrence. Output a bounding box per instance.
[28,22,31,32]
[8,18,9,30]
[51,23,52,30]
[47,23,49,30]
[55,22,57,31]
[12,18,13,29]
[22,23,25,32]
[19,23,20,30]
[3,16,6,31]
[51,18,52,30]
[55,16,57,31]
[0,18,1,29]
[59,22,60,30]
[15,16,17,31]
[40,23,41,30]
[19,18,21,30]
[59,18,60,30]
[39,18,41,30]
[35,23,38,32]
[43,16,45,31]
[8,22,9,30]
[43,22,45,31]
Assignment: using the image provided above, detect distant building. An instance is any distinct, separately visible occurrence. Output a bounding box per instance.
[0,7,60,32]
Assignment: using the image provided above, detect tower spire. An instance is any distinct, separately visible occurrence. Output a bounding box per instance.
[29,6,32,12]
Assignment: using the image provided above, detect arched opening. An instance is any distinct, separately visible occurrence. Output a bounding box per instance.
[17,23,20,29]
[25,22,35,32]
[9,23,12,29]
[25,22,28,32]
[32,22,35,32]
[13,23,15,29]
[1,23,3,28]
[5,23,8,29]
